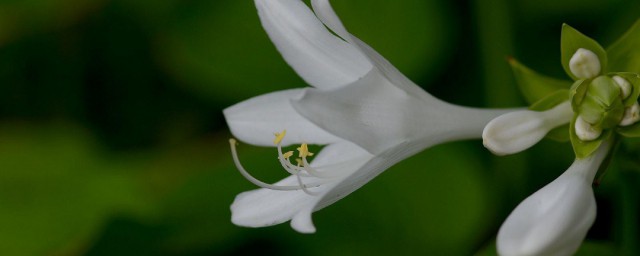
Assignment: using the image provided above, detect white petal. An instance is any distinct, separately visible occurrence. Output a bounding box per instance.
[497,142,610,256]
[293,69,514,154]
[483,102,572,156]
[255,0,371,89]
[223,89,340,146]
[311,0,435,98]
[230,141,373,233]
[291,208,315,233]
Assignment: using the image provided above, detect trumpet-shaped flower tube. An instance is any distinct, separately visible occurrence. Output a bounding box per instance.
[224,0,513,233]
[497,141,610,256]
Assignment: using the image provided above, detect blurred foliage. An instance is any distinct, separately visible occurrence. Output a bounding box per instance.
[0,0,639,255]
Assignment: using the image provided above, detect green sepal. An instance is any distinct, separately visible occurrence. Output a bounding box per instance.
[570,79,590,112]
[609,72,640,106]
[578,76,624,128]
[509,58,572,104]
[546,124,570,142]
[617,121,640,137]
[561,24,607,80]
[570,114,612,158]
[529,89,569,111]
[606,19,640,73]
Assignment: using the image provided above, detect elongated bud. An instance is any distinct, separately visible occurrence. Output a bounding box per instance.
[569,48,601,79]
[620,102,640,126]
[612,76,632,99]
[482,102,572,156]
[574,115,601,141]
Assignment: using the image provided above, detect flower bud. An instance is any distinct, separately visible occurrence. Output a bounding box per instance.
[612,75,632,99]
[575,115,601,141]
[620,102,640,126]
[569,48,601,79]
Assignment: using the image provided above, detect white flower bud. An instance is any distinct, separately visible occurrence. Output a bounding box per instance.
[575,115,601,141]
[612,76,632,99]
[569,48,601,79]
[619,102,640,126]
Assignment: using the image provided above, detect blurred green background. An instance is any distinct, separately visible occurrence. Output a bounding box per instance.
[1,0,639,255]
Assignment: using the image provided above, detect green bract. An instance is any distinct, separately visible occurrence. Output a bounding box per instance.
[570,79,590,112]
[618,122,640,138]
[509,58,571,105]
[561,24,607,80]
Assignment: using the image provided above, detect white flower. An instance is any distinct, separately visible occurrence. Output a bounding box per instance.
[497,141,610,256]
[224,0,512,233]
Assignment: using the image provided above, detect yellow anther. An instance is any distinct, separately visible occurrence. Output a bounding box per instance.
[297,143,313,158]
[273,130,287,145]
[282,151,294,159]
[296,158,302,167]
[229,138,238,145]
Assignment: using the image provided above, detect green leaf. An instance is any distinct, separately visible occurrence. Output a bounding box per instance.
[509,58,572,104]
[570,115,611,158]
[529,89,570,111]
[610,72,640,106]
[561,24,607,80]
[618,121,640,137]
[607,19,640,73]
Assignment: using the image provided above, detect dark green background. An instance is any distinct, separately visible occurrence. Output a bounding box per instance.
[0,0,638,255]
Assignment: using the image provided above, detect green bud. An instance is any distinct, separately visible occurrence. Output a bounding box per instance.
[578,76,624,128]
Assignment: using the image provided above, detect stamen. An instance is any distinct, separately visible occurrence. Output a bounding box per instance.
[229,138,302,191]
[296,172,321,196]
[300,157,342,179]
[297,143,313,158]
[277,142,307,176]
[273,130,287,145]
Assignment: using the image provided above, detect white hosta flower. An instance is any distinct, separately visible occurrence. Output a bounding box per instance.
[224,0,513,233]
[497,141,610,256]
[569,48,601,79]
[483,102,572,156]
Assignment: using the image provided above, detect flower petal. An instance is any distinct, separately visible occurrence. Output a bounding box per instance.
[483,102,572,156]
[230,141,372,233]
[223,88,340,146]
[255,0,371,89]
[293,69,514,154]
[497,142,610,256]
